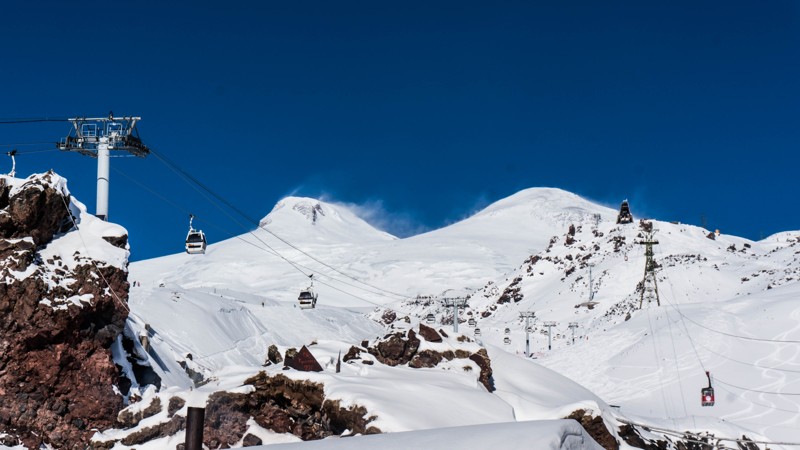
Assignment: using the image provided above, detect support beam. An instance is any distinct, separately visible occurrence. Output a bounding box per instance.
[443,297,468,333]
[519,311,535,357]
[544,321,557,350]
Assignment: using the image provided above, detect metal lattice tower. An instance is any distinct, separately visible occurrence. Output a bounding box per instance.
[519,311,536,357]
[443,297,468,333]
[637,229,660,308]
[57,112,150,220]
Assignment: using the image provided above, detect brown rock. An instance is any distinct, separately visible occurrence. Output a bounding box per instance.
[469,349,495,392]
[343,346,362,362]
[418,324,442,342]
[0,173,130,449]
[566,410,618,450]
[409,350,443,368]
[266,344,283,366]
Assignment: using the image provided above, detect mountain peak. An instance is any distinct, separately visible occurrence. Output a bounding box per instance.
[259,196,396,243]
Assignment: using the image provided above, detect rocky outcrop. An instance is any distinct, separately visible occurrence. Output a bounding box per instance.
[0,173,130,449]
[566,410,618,450]
[106,373,380,448]
[364,326,496,392]
[418,323,442,342]
[367,330,421,366]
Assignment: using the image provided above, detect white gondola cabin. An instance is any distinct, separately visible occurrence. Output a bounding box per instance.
[298,274,318,310]
[185,214,207,254]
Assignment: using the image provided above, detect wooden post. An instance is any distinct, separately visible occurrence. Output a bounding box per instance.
[185,407,205,450]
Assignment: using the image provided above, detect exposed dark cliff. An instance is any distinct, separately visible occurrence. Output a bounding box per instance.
[0,172,130,449]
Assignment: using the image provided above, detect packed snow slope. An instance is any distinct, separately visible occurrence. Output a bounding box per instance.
[436,217,800,444]
[128,187,800,447]
[252,420,601,450]
[130,189,614,307]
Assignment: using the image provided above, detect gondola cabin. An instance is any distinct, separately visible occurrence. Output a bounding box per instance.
[298,274,318,310]
[298,289,317,310]
[426,313,435,324]
[185,214,207,254]
[701,371,715,407]
[468,318,477,327]
[185,229,207,254]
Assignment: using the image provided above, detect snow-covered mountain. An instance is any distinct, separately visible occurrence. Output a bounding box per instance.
[130,188,613,307]
[117,187,800,449]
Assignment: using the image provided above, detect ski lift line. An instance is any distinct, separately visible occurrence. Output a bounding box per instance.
[714,383,800,414]
[693,338,800,374]
[149,147,408,300]
[616,418,800,447]
[713,377,800,396]
[114,165,414,304]
[646,307,672,418]
[0,117,70,124]
[0,141,59,147]
[670,302,800,344]
[664,307,690,418]
[57,195,130,313]
[659,269,708,373]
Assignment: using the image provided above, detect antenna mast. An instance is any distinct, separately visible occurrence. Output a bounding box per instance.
[57,112,150,220]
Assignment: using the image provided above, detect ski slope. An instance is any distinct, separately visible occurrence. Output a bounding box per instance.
[124,187,800,448]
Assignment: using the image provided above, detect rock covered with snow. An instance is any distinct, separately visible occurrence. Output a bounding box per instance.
[0,172,130,449]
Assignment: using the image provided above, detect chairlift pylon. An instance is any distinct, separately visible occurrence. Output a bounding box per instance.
[185,214,207,254]
[298,274,318,310]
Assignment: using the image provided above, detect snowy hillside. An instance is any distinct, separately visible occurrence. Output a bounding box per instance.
[120,187,800,448]
[130,188,613,307]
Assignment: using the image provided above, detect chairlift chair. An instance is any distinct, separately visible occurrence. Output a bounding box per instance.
[468,318,477,327]
[185,214,207,254]
[504,328,510,334]
[426,313,435,324]
[298,274,318,310]
[701,371,715,407]
[474,328,481,336]
[503,336,511,345]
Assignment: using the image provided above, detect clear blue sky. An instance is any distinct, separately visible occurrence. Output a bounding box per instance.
[1,1,797,261]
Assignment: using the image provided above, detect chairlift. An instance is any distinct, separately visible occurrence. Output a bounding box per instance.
[426,313,435,324]
[474,328,481,336]
[185,214,207,254]
[503,336,511,345]
[701,371,715,407]
[468,318,477,327]
[504,328,510,334]
[298,274,318,310]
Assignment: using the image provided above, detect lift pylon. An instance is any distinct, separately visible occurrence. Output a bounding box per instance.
[637,229,660,308]
[57,112,150,220]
